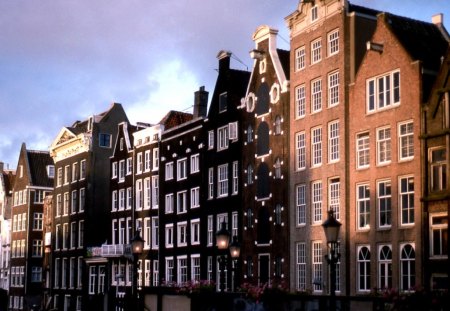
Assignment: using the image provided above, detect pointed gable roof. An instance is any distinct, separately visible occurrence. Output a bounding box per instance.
[159,110,193,130]
[26,149,54,187]
[383,13,449,73]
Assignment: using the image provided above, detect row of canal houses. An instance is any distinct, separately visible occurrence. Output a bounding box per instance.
[3,1,450,310]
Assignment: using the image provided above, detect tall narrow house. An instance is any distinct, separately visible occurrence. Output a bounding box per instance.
[49,103,128,311]
[0,162,15,293]
[240,26,290,287]
[9,144,53,310]
[349,12,448,295]
[285,0,378,295]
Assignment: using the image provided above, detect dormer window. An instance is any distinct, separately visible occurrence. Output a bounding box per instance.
[99,133,111,148]
[47,165,55,178]
[311,6,318,22]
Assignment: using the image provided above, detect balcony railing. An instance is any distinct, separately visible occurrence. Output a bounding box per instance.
[101,244,131,257]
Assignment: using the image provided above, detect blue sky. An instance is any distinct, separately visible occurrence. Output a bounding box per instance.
[1,0,449,169]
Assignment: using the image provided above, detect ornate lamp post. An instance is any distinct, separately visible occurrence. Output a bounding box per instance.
[216,222,230,292]
[131,231,144,310]
[322,210,341,311]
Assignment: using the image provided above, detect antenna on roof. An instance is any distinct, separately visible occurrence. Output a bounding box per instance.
[231,54,249,71]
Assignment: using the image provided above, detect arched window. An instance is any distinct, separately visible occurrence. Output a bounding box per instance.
[357,246,371,292]
[378,245,392,289]
[274,158,281,179]
[256,163,270,199]
[275,116,282,135]
[256,82,270,116]
[400,244,415,291]
[275,204,282,225]
[256,122,270,156]
[247,125,253,143]
[247,164,254,185]
[257,207,270,244]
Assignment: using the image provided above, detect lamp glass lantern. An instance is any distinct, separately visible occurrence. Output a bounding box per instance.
[216,221,230,250]
[229,236,241,259]
[322,210,341,245]
[131,231,145,255]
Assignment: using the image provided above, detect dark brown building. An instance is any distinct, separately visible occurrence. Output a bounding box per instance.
[9,143,53,310]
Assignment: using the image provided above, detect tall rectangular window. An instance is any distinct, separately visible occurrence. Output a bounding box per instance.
[296,243,306,291]
[378,180,392,228]
[177,257,188,284]
[357,246,371,292]
[177,191,187,214]
[152,148,159,170]
[295,46,305,71]
[33,213,43,230]
[379,245,393,289]
[312,241,322,292]
[295,132,306,170]
[399,121,414,160]
[357,133,370,168]
[357,184,370,230]
[232,161,238,195]
[377,127,391,165]
[191,187,200,208]
[152,176,159,208]
[328,71,339,107]
[80,160,86,180]
[136,152,143,174]
[367,70,400,112]
[311,38,322,64]
[126,157,133,175]
[217,126,229,151]
[430,147,447,192]
[430,213,448,257]
[190,154,200,173]
[135,179,143,210]
[311,127,322,167]
[191,255,201,282]
[217,164,228,197]
[177,222,187,247]
[295,85,306,118]
[208,168,214,199]
[208,131,214,149]
[312,181,322,223]
[165,194,174,214]
[311,79,322,112]
[328,121,339,162]
[207,216,213,246]
[328,29,339,56]
[144,150,151,172]
[191,219,200,245]
[177,158,187,180]
[79,188,85,212]
[152,217,159,249]
[165,225,174,248]
[329,178,340,220]
[400,176,414,225]
[144,177,151,209]
[72,162,79,182]
[296,184,306,226]
[165,162,174,180]
[165,258,174,283]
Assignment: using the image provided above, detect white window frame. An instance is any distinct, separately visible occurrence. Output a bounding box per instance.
[378,245,392,289]
[357,246,371,292]
[296,242,306,291]
[190,187,200,208]
[217,126,229,151]
[312,241,323,292]
[328,71,339,107]
[400,243,416,292]
[328,28,339,56]
[190,154,200,173]
[177,222,187,247]
[165,162,174,180]
[311,38,322,64]
[165,193,174,214]
[295,84,306,118]
[329,178,340,220]
[378,180,392,228]
[177,191,187,214]
[328,121,339,162]
[311,127,322,167]
[356,132,370,169]
[208,131,214,149]
[367,70,400,112]
[295,46,305,71]
[312,181,322,224]
[232,161,238,195]
[296,184,306,226]
[429,213,448,258]
[357,184,370,230]
[398,121,414,161]
[152,148,159,170]
[311,78,322,113]
[191,219,200,245]
[377,127,391,165]
[177,158,187,181]
[165,224,174,248]
[217,164,228,197]
[399,176,414,226]
[208,167,214,199]
[295,131,306,170]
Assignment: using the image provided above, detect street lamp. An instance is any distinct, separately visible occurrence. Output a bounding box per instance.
[322,210,341,311]
[130,231,144,310]
[216,222,230,292]
[229,235,241,291]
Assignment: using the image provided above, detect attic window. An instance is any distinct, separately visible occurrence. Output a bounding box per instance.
[259,59,267,74]
[219,92,228,113]
[311,6,318,22]
[120,138,124,151]
[99,133,111,148]
[47,165,55,178]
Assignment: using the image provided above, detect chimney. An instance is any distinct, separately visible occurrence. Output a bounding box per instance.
[432,13,450,42]
[217,50,232,74]
[193,86,209,118]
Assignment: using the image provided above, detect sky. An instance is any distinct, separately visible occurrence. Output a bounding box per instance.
[1,0,449,169]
